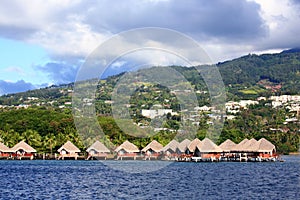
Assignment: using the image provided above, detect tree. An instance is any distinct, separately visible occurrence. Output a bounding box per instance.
[21,130,42,151]
[43,133,56,154]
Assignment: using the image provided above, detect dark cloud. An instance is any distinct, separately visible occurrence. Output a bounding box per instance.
[35,60,80,84]
[84,0,266,42]
[0,0,266,42]
[0,80,36,95]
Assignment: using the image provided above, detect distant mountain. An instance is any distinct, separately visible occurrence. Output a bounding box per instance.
[0,80,36,95]
[1,50,300,105]
[216,51,300,96]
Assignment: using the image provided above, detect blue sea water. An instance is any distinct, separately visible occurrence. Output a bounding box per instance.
[0,156,299,200]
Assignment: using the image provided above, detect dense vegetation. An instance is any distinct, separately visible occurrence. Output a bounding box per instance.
[0,107,83,153]
[219,102,299,154]
[0,104,298,154]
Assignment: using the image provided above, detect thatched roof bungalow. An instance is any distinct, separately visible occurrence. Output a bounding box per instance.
[86,141,110,160]
[245,138,276,156]
[194,138,222,160]
[11,141,36,153]
[256,138,276,154]
[142,140,163,160]
[87,141,110,154]
[115,140,139,160]
[177,139,191,154]
[196,138,222,153]
[57,141,81,160]
[162,140,179,159]
[142,140,163,153]
[11,141,36,160]
[162,140,179,153]
[115,140,139,153]
[187,138,202,153]
[219,139,237,152]
[0,142,12,158]
[230,138,277,161]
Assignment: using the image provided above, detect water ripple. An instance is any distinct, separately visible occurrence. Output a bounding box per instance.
[0,156,299,199]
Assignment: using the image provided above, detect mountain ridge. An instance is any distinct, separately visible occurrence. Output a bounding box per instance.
[1,50,300,105]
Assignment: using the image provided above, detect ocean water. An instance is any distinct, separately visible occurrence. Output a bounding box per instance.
[0,156,299,200]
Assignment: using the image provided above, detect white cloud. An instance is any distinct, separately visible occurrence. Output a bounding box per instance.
[1,0,300,89]
[0,0,269,61]
[252,0,300,50]
[29,19,109,57]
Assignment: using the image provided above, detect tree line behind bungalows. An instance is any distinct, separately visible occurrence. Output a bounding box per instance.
[0,106,299,154]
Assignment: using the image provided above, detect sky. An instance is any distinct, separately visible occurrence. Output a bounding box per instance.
[0,0,300,95]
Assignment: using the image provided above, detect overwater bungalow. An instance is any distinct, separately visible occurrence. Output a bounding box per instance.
[115,140,140,160]
[141,140,163,160]
[234,138,258,161]
[219,139,237,152]
[231,138,249,161]
[10,141,36,160]
[229,138,277,161]
[177,139,191,154]
[187,138,202,154]
[255,138,277,160]
[86,141,111,160]
[0,142,11,159]
[176,139,191,161]
[193,138,222,161]
[162,140,179,160]
[241,138,277,161]
[57,141,81,160]
[219,139,237,161]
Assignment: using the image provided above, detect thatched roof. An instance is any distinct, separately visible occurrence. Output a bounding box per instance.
[141,140,163,153]
[231,138,276,152]
[233,138,249,152]
[187,138,202,152]
[162,140,179,153]
[256,138,276,152]
[0,142,11,152]
[219,139,237,152]
[58,141,81,153]
[11,141,36,153]
[177,139,191,153]
[196,138,222,153]
[243,138,258,152]
[86,141,110,153]
[114,140,139,153]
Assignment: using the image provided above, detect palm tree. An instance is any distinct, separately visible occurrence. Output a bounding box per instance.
[5,130,22,148]
[43,133,56,154]
[21,130,42,150]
